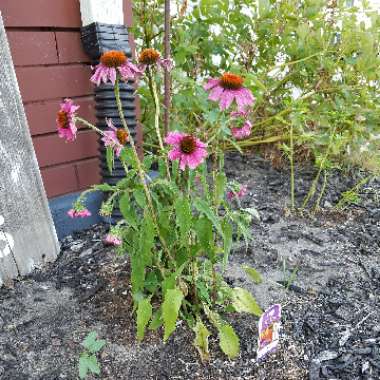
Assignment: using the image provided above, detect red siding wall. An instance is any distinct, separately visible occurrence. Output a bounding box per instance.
[1,0,133,198]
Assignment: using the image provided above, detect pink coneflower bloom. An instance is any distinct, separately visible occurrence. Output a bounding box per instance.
[204,73,255,112]
[104,233,122,246]
[57,99,80,142]
[90,50,142,86]
[164,131,208,171]
[67,208,92,218]
[227,185,248,201]
[138,48,173,72]
[101,118,128,157]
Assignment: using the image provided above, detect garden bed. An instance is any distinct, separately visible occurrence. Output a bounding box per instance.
[0,153,379,380]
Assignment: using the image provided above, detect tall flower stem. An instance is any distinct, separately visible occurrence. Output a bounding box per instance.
[302,126,336,210]
[289,122,295,210]
[313,170,328,212]
[151,78,171,180]
[114,78,174,263]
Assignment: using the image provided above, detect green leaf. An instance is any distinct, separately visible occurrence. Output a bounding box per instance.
[131,213,156,293]
[244,207,260,222]
[194,198,223,237]
[82,332,106,353]
[106,146,114,174]
[139,213,155,266]
[162,262,188,296]
[193,319,211,361]
[119,193,138,229]
[242,265,262,284]
[79,354,89,379]
[120,147,137,169]
[221,218,233,269]
[149,310,163,331]
[143,155,154,171]
[258,0,270,17]
[79,353,100,379]
[136,297,152,341]
[92,183,114,192]
[130,253,145,294]
[133,188,146,209]
[162,288,184,341]
[195,217,213,252]
[158,158,167,177]
[174,196,192,241]
[218,324,240,359]
[214,173,227,206]
[231,287,263,317]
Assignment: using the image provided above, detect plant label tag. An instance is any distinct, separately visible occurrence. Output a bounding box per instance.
[257,304,282,361]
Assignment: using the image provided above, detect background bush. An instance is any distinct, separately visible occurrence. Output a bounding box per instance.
[132,0,380,172]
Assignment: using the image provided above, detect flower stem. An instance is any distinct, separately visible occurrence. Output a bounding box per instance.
[313,170,328,212]
[75,117,104,135]
[289,122,295,210]
[114,78,174,264]
[151,77,171,180]
[302,127,336,209]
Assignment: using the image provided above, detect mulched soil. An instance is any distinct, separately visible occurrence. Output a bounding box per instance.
[0,153,379,380]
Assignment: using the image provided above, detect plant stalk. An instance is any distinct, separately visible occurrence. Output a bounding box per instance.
[114,78,174,264]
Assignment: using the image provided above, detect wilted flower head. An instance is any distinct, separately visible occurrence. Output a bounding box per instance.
[104,233,122,246]
[57,99,79,142]
[138,48,173,72]
[227,183,248,201]
[99,201,113,217]
[67,208,91,218]
[67,200,91,218]
[101,118,128,157]
[232,121,252,140]
[230,110,253,140]
[104,226,122,246]
[164,131,208,171]
[90,50,142,86]
[204,72,255,112]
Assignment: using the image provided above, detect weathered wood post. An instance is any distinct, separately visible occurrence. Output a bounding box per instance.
[0,12,59,286]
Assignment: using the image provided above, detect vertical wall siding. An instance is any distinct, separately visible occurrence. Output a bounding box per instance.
[1,0,133,198]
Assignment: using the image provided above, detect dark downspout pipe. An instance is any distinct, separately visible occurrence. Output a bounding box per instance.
[80,23,138,220]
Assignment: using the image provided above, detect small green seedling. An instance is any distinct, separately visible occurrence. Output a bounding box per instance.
[282,258,299,290]
[79,331,106,379]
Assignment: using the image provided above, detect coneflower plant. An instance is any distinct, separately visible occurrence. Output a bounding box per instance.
[57,49,262,360]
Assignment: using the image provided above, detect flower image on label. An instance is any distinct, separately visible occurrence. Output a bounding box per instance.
[257,304,282,361]
[0,215,14,259]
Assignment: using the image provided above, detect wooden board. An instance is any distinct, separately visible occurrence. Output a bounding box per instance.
[0,12,59,286]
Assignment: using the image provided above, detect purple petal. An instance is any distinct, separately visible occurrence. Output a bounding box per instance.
[219,90,235,110]
[208,85,224,101]
[204,78,220,91]
[164,131,185,146]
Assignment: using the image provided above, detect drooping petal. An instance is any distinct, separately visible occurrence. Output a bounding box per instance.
[158,57,174,71]
[235,88,255,112]
[164,131,185,145]
[106,118,117,131]
[203,78,220,91]
[219,90,235,110]
[168,147,182,161]
[109,67,117,85]
[208,85,224,101]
